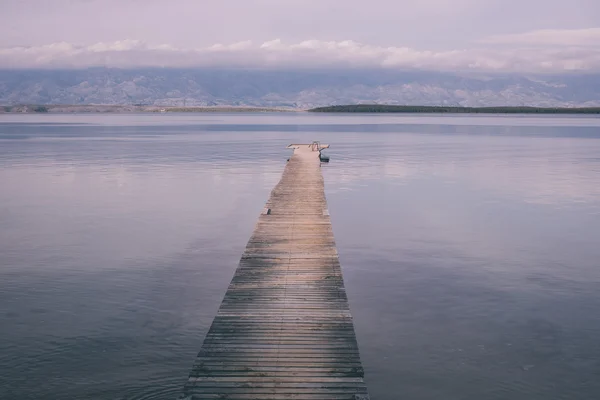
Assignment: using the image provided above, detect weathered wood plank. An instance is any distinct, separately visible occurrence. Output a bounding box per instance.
[180,144,369,400]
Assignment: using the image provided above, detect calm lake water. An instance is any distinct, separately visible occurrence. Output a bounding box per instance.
[1,113,600,400]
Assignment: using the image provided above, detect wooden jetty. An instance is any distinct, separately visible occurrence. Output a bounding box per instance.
[181,143,369,400]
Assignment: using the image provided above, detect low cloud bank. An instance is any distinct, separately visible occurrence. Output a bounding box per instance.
[2,28,600,72]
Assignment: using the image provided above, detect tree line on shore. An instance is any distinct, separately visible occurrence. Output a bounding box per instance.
[309,104,600,114]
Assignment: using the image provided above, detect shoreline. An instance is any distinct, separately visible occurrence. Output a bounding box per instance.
[0,105,300,114]
[3,104,600,114]
[309,105,600,114]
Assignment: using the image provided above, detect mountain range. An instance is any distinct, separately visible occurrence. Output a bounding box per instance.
[1,68,600,108]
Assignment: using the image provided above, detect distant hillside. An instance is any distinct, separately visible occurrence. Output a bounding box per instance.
[2,68,600,108]
[310,105,600,114]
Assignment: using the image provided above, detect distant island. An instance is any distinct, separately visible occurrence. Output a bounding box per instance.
[309,105,600,114]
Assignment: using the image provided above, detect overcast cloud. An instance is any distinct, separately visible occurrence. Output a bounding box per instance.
[1,0,600,72]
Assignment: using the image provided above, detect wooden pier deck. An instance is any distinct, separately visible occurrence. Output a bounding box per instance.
[181,144,369,400]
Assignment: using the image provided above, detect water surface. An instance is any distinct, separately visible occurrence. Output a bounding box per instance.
[1,113,600,400]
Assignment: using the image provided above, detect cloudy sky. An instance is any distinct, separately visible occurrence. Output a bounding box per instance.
[1,0,600,72]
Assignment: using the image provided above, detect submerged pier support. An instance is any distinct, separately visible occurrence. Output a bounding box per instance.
[181,143,369,399]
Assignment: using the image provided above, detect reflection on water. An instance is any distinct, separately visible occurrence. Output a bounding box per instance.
[1,114,600,400]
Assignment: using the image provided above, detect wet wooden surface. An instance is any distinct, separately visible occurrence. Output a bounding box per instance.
[181,144,369,400]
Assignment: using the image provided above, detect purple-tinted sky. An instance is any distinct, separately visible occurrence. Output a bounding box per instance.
[1,0,600,71]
